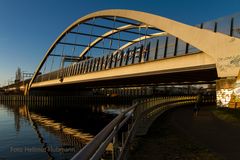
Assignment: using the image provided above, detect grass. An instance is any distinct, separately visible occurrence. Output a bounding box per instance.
[129,110,223,160]
[130,134,221,160]
[212,107,240,126]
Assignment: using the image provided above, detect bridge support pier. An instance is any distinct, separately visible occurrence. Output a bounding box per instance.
[216,71,240,108]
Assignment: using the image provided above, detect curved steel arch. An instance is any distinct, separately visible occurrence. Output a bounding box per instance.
[79,24,150,58]
[112,32,168,55]
[28,9,240,94]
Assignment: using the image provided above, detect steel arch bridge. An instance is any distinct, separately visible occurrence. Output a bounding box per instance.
[26,9,240,94]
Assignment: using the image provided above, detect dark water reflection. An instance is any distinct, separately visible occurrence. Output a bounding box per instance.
[0,102,129,160]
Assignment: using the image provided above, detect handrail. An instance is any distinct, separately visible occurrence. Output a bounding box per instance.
[71,102,138,160]
[71,96,197,160]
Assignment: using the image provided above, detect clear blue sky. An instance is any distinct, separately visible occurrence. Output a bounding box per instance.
[0,0,240,86]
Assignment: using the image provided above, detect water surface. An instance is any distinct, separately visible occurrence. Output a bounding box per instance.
[0,102,128,160]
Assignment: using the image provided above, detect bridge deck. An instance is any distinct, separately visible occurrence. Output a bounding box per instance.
[31,52,216,89]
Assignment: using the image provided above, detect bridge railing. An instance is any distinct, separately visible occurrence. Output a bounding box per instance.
[71,96,196,160]
[33,41,199,83]
[34,48,199,84]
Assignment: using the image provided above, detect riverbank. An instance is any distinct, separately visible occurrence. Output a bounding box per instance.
[212,107,240,126]
[129,105,240,160]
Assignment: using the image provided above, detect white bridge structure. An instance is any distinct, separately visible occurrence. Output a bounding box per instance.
[25,10,240,95]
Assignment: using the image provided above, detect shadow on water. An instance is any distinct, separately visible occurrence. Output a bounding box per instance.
[0,101,130,160]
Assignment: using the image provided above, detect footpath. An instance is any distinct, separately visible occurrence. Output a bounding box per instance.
[129,105,240,160]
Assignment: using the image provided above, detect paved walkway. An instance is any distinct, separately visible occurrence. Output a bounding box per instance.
[129,105,240,160]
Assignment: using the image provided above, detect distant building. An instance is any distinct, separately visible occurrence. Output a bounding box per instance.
[15,67,22,83]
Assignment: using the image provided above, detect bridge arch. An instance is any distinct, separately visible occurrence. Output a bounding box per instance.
[79,24,151,58]
[112,32,168,55]
[28,9,240,94]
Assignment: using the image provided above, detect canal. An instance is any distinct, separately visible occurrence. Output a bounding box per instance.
[0,101,130,160]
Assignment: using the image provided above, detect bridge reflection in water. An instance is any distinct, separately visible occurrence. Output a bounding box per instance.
[0,102,129,160]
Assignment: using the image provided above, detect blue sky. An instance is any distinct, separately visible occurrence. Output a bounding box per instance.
[0,0,240,86]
